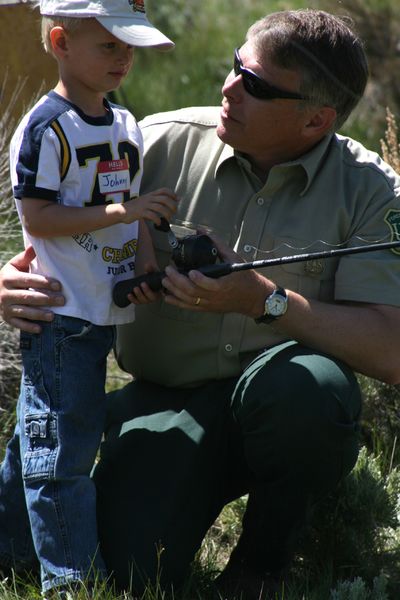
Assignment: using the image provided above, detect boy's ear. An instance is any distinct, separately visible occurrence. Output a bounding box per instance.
[49,26,69,57]
[303,106,337,138]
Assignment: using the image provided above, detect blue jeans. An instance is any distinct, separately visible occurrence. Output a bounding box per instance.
[0,315,114,593]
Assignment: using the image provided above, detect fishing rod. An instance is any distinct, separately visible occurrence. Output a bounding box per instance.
[113,239,400,308]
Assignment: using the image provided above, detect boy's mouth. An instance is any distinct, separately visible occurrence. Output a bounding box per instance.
[109,70,128,77]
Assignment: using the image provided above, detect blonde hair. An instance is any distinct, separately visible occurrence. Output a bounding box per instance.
[41,15,86,54]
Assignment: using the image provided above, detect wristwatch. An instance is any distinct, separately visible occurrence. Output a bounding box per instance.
[255,286,288,324]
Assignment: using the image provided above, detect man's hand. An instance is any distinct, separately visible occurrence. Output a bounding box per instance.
[161,234,273,317]
[160,234,400,384]
[0,247,65,333]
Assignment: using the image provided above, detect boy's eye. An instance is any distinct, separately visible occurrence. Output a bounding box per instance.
[103,43,116,49]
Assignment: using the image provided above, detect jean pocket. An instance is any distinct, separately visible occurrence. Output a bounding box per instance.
[22,412,59,482]
[54,317,94,347]
[54,317,113,362]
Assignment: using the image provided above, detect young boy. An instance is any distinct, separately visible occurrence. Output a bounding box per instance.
[0,0,176,596]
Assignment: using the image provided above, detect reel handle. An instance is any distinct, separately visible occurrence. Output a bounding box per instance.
[113,271,166,308]
[113,262,233,308]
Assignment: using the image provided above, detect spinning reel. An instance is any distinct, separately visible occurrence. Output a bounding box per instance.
[113,219,218,307]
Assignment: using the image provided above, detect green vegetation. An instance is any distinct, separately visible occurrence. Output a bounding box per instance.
[112,0,308,120]
[112,0,400,153]
[0,79,24,445]
[1,0,400,598]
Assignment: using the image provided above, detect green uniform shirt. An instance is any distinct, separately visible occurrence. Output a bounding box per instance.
[115,106,400,388]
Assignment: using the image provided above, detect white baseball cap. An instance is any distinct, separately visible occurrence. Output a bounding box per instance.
[39,0,175,51]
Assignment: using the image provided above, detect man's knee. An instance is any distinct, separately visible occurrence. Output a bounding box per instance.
[231,342,362,485]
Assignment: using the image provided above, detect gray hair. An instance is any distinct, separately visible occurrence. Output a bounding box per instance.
[247,9,369,130]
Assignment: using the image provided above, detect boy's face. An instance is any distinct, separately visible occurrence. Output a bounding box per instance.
[55,18,134,95]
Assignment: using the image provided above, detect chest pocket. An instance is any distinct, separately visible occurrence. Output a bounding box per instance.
[256,237,338,302]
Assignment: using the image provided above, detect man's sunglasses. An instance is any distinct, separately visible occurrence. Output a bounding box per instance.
[233,48,307,101]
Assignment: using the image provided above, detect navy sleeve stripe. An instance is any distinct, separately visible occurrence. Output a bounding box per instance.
[15,95,69,193]
[14,185,59,202]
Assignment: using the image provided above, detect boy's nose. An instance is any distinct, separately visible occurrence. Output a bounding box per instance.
[119,48,133,65]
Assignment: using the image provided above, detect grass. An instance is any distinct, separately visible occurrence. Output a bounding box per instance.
[106,353,133,394]
[1,367,399,598]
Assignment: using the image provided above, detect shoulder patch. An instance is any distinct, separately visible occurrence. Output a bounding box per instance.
[384,208,400,255]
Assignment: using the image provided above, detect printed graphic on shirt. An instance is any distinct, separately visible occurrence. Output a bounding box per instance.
[72,233,138,276]
[103,238,138,276]
[72,233,97,253]
[76,141,140,206]
[102,238,138,264]
[384,209,400,255]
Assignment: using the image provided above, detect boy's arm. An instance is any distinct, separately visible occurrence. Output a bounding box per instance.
[124,220,161,305]
[135,220,158,277]
[20,188,178,238]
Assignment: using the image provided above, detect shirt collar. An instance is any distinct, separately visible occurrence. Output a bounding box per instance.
[215,142,236,175]
[291,133,334,195]
[215,133,334,195]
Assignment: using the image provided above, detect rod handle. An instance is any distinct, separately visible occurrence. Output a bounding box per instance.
[113,271,166,307]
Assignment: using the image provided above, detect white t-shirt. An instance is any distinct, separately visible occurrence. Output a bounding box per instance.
[11,91,142,325]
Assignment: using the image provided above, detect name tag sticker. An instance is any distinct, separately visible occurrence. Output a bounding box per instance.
[98,159,130,195]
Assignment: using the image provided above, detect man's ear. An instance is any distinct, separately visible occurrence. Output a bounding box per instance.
[303,106,337,138]
[49,26,69,57]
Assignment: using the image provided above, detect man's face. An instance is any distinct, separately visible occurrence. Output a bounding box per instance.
[216,42,318,169]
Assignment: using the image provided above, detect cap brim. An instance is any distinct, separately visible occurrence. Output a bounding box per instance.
[97,16,174,51]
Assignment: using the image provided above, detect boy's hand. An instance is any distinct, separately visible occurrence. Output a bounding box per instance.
[122,188,178,225]
[126,262,161,305]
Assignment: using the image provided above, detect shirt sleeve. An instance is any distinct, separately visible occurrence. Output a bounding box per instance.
[11,120,61,202]
[335,170,400,307]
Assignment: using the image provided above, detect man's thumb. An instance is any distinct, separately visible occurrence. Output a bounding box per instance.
[10,246,36,272]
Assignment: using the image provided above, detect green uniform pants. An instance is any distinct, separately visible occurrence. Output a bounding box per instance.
[93,341,361,592]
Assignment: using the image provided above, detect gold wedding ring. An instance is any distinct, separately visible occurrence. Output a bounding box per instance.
[194,297,201,306]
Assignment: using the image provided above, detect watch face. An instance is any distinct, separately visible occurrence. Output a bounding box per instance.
[267,294,286,316]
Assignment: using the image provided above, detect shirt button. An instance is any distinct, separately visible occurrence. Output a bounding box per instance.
[225,344,233,352]
[243,244,252,253]
[256,197,264,206]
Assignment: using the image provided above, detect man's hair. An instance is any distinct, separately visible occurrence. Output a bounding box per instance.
[41,16,85,54]
[247,9,369,130]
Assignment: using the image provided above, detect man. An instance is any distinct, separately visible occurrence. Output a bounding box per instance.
[1,9,400,600]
